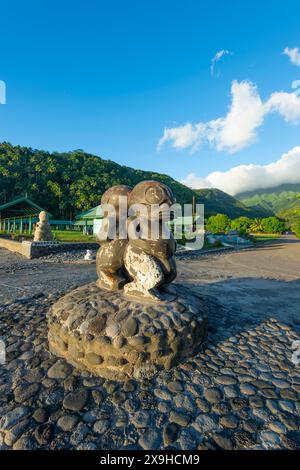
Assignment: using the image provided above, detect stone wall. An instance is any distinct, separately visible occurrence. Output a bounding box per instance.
[29,242,98,259]
[0,237,98,259]
[0,237,32,258]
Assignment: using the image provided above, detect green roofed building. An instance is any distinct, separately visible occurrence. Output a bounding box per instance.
[0,196,51,234]
[75,205,103,234]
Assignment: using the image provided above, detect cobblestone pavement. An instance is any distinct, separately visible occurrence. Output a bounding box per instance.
[0,238,300,450]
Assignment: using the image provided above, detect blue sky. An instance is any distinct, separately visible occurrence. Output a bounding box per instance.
[1,0,300,194]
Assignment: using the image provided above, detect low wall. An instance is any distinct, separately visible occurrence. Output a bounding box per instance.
[0,238,32,258]
[0,237,98,259]
[30,242,98,258]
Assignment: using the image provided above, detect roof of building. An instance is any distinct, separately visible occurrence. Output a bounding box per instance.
[49,220,74,225]
[0,196,51,219]
[75,205,103,220]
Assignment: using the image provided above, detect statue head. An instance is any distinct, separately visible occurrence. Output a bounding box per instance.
[101,185,132,218]
[128,181,175,207]
[128,181,176,222]
[39,211,48,223]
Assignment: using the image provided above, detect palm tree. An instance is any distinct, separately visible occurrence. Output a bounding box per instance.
[250,218,263,233]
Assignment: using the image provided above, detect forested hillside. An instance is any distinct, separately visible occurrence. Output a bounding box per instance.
[194,188,272,219]
[238,184,300,215]
[0,142,264,219]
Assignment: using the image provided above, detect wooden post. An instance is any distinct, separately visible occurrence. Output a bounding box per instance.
[192,196,196,232]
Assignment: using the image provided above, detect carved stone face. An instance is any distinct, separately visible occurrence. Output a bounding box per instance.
[127,181,176,222]
[39,211,48,222]
[128,181,175,208]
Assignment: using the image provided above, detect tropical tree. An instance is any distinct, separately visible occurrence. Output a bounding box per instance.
[261,217,285,234]
[206,213,231,233]
[292,221,300,239]
[231,217,252,233]
[250,218,263,233]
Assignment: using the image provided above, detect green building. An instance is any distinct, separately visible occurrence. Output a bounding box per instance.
[75,205,103,234]
[0,196,51,234]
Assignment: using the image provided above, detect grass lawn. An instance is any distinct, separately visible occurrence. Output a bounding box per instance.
[252,233,281,243]
[52,230,96,242]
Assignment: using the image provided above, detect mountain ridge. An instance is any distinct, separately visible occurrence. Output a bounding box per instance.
[0,142,268,220]
[237,183,300,216]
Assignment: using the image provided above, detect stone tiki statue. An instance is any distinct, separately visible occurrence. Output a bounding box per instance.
[96,180,177,301]
[96,185,132,291]
[48,180,208,380]
[124,181,177,301]
[33,211,53,242]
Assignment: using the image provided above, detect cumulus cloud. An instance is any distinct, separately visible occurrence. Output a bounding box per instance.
[210,49,231,76]
[181,146,300,195]
[181,173,213,189]
[158,80,300,153]
[283,47,300,66]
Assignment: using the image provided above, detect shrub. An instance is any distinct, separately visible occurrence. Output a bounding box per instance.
[206,213,231,234]
[261,217,285,234]
[231,217,252,233]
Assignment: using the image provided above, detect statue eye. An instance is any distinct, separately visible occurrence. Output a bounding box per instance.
[145,186,165,204]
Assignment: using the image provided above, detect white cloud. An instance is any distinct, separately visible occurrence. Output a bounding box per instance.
[283,47,300,67]
[157,122,206,151]
[210,49,231,76]
[158,80,300,153]
[266,90,300,122]
[181,146,300,195]
[181,172,213,189]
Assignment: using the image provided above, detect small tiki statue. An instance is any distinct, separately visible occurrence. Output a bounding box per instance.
[96,185,132,291]
[33,211,53,242]
[124,181,177,301]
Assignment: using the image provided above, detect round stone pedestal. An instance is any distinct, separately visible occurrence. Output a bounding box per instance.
[48,283,208,380]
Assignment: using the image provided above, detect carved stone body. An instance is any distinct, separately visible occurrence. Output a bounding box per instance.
[124,181,177,301]
[96,185,132,291]
[33,211,53,242]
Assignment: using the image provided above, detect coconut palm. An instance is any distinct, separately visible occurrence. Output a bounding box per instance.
[250,218,263,233]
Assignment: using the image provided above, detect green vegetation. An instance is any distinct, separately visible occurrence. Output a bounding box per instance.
[230,216,252,233]
[238,184,300,216]
[253,234,281,243]
[293,221,300,239]
[260,217,285,234]
[206,213,231,233]
[205,213,285,235]
[278,206,300,228]
[194,188,270,218]
[52,230,96,242]
[249,218,264,233]
[0,142,265,220]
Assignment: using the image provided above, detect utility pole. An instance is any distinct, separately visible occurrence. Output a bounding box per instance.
[192,195,196,232]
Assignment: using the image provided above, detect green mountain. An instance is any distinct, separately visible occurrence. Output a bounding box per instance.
[0,142,264,220]
[237,184,300,217]
[194,188,271,219]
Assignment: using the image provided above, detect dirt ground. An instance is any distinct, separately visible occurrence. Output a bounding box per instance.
[1,236,300,450]
[179,236,300,334]
[0,236,299,331]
